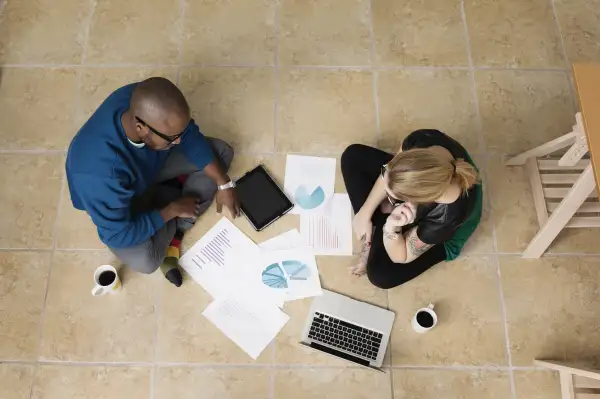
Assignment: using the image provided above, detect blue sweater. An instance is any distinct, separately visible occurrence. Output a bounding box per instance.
[66,84,214,248]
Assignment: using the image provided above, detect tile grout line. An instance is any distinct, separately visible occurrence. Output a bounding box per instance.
[459,0,485,157]
[365,0,381,142]
[5,357,553,371]
[176,0,186,66]
[459,1,515,397]
[0,63,570,72]
[366,0,390,392]
[549,0,570,71]
[0,248,54,252]
[271,2,279,394]
[79,0,97,66]
[548,0,579,113]
[494,254,517,396]
[29,159,66,399]
[272,0,280,158]
[149,364,156,399]
[478,148,517,397]
[0,149,67,154]
[28,2,96,397]
[175,0,186,88]
[1,247,599,256]
[149,285,162,399]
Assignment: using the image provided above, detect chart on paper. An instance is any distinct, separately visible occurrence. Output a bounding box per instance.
[306,215,341,250]
[179,217,259,299]
[284,155,336,215]
[300,193,353,256]
[190,228,231,268]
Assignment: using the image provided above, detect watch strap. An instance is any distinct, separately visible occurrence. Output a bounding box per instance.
[218,180,236,191]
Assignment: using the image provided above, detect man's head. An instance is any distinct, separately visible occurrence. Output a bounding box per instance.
[130,77,191,150]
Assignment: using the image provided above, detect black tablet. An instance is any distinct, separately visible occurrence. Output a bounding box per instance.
[235,165,293,231]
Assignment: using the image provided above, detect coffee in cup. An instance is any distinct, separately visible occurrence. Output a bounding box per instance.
[411,303,438,333]
[91,265,121,296]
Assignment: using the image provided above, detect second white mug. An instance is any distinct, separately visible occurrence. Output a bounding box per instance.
[411,303,438,333]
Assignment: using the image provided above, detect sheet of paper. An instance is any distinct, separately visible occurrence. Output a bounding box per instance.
[284,155,336,215]
[203,293,289,359]
[259,229,307,251]
[225,250,286,307]
[259,248,322,302]
[179,217,258,298]
[300,193,353,256]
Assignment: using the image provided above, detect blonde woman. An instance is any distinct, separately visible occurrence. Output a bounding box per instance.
[341,129,482,289]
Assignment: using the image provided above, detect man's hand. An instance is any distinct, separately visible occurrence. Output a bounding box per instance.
[216,188,241,218]
[160,197,199,222]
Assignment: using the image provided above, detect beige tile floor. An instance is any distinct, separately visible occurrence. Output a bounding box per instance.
[1,0,600,398]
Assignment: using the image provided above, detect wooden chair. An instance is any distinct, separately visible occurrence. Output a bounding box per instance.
[536,360,600,399]
[505,64,600,258]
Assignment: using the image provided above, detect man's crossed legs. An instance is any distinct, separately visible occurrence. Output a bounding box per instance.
[109,138,234,276]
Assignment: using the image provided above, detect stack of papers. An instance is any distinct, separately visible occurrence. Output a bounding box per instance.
[179,219,323,359]
[179,155,354,360]
[203,292,289,360]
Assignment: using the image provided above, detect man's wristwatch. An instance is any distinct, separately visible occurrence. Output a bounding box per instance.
[383,224,400,240]
[217,180,236,191]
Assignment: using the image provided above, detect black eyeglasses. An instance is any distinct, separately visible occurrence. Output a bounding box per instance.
[381,164,403,207]
[135,116,187,143]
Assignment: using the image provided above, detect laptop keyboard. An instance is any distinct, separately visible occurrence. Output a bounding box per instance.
[307,312,383,361]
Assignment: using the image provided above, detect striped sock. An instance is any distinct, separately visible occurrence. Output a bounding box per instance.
[160,230,184,287]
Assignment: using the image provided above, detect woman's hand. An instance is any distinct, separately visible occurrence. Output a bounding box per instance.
[353,209,374,243]
[385,202,417,230]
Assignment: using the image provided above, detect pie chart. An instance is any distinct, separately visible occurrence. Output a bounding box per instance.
[294,185,325,209]
[261,260,311,288]
[261,263,288,289]
[282,260,310,281]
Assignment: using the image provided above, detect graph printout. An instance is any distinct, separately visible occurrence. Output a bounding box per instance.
[300,194,353,256]
[284,155,336,215]
[179,217,258,298]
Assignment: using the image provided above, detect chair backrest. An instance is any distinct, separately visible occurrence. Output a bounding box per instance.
[535,360,600,399]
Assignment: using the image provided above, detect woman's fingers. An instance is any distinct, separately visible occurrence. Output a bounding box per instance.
[400,204,416,223]
[403,207,414,222]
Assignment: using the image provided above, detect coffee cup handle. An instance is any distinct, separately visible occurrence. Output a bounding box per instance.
[427,303,434,310]
[91,285,105,296]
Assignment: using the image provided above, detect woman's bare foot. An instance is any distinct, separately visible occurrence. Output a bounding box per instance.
[349,239,370,277]
[349,263,367,277]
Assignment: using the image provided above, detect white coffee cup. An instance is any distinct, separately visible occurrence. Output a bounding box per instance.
[91,265,121,296]
[411,303,438,333]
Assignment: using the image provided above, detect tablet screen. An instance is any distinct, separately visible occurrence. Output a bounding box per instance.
[235,165,293,230]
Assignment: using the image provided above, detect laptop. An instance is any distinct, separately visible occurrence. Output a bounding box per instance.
[299,289,395,371]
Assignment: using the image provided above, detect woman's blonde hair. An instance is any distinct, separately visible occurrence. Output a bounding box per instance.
[385,148,479,204]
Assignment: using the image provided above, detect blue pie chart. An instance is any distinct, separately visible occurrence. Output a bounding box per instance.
[282,260,310,281]
[261,263,288,289]
[294,185,325,209]
[261,260,311,288]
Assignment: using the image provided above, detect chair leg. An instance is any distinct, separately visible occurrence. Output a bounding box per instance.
[505,132,577,166]
[522,165,596,258]
[560,372,575,399]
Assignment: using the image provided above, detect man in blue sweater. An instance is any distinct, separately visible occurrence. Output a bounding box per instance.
[66,77,240,287]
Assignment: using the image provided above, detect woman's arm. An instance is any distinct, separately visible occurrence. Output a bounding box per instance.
[383,226,433,264]
[358,147,401,218]
[352,176,388,243]
[357,175,388,217]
